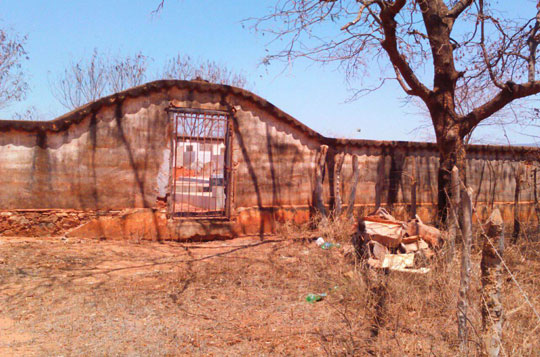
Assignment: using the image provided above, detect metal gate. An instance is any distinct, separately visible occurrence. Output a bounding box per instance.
[170,108,230,217]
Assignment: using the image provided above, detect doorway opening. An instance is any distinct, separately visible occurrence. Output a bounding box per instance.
[169,107,231,218]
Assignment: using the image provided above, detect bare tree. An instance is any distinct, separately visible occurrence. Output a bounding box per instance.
[162,54,249,88]
[0,28,28,109]
[52,50,248,110]
[51,50,109,109]
[11,106,48,121]
[51,50,150,110]
[251,0,540,220]
[108,52,150,94]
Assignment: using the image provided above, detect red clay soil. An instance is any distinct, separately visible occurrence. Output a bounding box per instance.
[0,234,538,356]
[0,236,352,356]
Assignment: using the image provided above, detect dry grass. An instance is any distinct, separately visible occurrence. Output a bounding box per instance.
[276,212,356,245]
[0,220,538,356]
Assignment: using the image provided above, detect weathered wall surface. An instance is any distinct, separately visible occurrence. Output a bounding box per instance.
[0,80,538,239]
[329,142,539,224]
[0,95,171,209]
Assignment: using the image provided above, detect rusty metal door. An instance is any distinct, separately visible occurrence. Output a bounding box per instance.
[169,108,230,217]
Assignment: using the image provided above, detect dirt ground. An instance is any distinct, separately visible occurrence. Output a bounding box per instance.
[0,236,354,356]
[1,234,539,356]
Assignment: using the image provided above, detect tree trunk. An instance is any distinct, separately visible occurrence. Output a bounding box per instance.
[410,157,417,219]
[534,168,540,235]
[458,187,473,355]
[445,166,460,263]
[512,167,521,244]
[333,152,345,217]
[437,134,467,226]
[481,209,504,357]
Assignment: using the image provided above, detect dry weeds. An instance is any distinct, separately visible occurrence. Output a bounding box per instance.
[0,220,538,356]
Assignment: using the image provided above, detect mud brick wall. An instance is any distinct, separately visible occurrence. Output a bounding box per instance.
[328,142,539,224]
[0,80,538,239]
[0,94,171,209]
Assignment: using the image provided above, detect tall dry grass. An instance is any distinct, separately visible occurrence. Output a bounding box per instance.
[276,213,540,356]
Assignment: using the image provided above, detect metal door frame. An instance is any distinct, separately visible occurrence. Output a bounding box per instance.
[167,107,233,219]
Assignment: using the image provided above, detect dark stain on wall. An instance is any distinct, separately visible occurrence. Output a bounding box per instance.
[89,114,99,208]
[375,154,387,209]
[387,151,405,207]
[266,124,278,231]
[114,102,148,208]
[28,130,53,205]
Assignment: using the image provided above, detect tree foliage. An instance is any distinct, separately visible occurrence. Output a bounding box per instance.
[0,28,28,109]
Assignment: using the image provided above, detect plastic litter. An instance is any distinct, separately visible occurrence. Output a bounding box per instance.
[305,293,327,303]
[321,242,341,250]
[315,237,325,246]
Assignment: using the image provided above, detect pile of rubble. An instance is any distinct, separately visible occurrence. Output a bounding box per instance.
[354,208,442,273]
[0,210,105,237]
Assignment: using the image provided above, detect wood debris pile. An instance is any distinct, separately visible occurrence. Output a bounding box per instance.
[353,208,442,273]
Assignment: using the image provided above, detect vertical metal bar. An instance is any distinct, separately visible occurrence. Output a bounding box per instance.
[200,113,206,213]
[224,113,232,218]
[212,115,217,214]
[193,114,197,213]
[207,114,212,213]
[212,116,217,213]
[173,113,179,216]
[213,116,217,214]
[182,113,187,215]
[199,113,203,213]
[223,115,228,215]
[218,115,227,214]
[195,113,198,213]
[181,113,185,215]
[186,113,193,214]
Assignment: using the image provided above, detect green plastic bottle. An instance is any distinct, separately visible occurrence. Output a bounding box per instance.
[305,293,327,303]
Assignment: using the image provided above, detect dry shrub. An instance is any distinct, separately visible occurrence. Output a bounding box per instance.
[498,239,540,356]
[275,214,316,239]
[276,211,356,245]
[315,214,357,245]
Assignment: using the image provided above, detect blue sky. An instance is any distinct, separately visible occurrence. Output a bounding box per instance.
[0,0,537,144]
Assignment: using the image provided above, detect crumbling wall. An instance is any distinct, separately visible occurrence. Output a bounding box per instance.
[0,81,323,238]
[0,80,538,240]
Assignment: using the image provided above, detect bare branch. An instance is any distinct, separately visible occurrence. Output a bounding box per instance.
[527,7,540,81]
[152,0,165,14]
[341,1,375,31]
[0,28,28,109]
[479,0,505,89]
[250,0,540,220]
[461,80,540,132]
[162,54,249,88]
[447,0,474,20]
[51,50,250,110]
[392,64,415,95]
[380,0,430,99]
